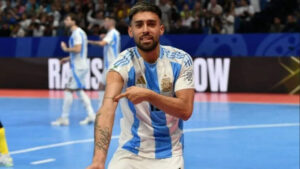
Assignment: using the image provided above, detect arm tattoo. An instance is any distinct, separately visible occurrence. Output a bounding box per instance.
[94,113,111,153]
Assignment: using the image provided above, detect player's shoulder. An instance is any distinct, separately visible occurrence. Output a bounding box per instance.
[161,45,192,65]
[72,27,87,36]
[107,28,120,36]
[112,28,120,35]
[79,27,88,36]
[112,47,135,67]
[119,47,135,57]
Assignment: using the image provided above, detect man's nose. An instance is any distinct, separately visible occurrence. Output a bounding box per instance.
[142,24,149,33]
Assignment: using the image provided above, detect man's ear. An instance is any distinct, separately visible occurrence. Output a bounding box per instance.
[128,25,133,37]
[160,24,165,36]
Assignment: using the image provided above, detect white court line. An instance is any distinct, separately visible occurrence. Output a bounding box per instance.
[183,123,300,133]
[10,123,300,155]
[30,158,56,165]
[198,101,300,106]
[10,136,118,155]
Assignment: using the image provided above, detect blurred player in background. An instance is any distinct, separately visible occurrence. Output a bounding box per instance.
[87,2,194,169]
[0,121,13,167]
[51,13,95,126]
[88,16,121,108]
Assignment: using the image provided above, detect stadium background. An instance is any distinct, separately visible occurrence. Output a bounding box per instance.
[0,33,299,94]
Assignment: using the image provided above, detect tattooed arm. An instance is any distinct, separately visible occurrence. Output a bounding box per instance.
[86,71,124,169]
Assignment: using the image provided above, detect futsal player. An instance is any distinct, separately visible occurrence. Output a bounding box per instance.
[86,2,194,169]
[51,13,95,126]
[88,16,121,108]
[0,121,13,167]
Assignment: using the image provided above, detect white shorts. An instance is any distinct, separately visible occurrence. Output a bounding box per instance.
[66,68,88,90]
[108,148,184,169]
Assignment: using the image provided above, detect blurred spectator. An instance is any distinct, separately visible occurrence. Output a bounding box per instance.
[211,16,224,33]
[61,3,72,18]
[0,0,298,36]
[249,0,261,13]
[19,13,31,30]
[189,20,203,33]
[116,21,128,34]
[181,3,195,28]
[235,0,254,22]
[43,23,54,36]
[180,3,192,18]
[32,22,45,37]
[1,0,12,11]
[192,1,206,32]
[11,23,25,37]
[235,0,255,33]
[282,14,300,33]
[90,24,101,36]
[48,3,61,28]
[193,1,205,19]
[0,23,11,36]
[270,17,284,33]
[222,0,234,13]
[15,0,26,14]
[87,10,105,31]
[0,1,4,12]
[25,0,40,14]
[222,1,234,34]
[205,0,223,30]
[169,0,180,22]
[170,18,189,34]
[115,0,130,22]
[176,0,186,11]
[207,0,223,17]
[159,0,171,32]
[95,0,106,11]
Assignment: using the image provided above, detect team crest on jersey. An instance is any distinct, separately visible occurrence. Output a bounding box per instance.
[136,75,146,84]
[161,75,172,92]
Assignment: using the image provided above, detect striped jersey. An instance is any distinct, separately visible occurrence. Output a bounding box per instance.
[103,28,121,71]
[68,27,89,70]
[110,45,194,159]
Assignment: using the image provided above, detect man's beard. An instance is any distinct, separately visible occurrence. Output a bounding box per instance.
[135,37,159,52]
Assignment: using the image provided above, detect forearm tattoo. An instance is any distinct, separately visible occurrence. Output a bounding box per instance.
[94,113,111,153]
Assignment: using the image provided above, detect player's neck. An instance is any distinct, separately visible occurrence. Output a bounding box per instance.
[70,25,78,32]
[107,26,114,31]
[137,45,160,64]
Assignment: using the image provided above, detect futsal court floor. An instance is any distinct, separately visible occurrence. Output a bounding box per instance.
[0,90,299,169]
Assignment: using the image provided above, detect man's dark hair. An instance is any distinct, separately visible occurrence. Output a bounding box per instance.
[65,13,80,25]
[129,1,162,23]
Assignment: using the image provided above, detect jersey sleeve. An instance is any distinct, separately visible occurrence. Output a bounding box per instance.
[103,32,113,44]
[109,51,131,84]
[73,31,82,45]
[174,53,194,92]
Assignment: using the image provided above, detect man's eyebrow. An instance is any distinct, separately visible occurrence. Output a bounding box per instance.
[133,19,157,23]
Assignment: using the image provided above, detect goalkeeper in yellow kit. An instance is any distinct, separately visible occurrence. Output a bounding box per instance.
[0,121,13,167]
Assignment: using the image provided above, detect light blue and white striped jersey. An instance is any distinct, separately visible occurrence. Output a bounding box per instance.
[103,28,121,71]
[68,27,89,70]
[110,45,194,159]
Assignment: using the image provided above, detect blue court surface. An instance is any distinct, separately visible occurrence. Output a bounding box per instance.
[0,94,299,169]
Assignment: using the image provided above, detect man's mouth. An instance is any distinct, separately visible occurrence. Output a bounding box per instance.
[140,36,153,43]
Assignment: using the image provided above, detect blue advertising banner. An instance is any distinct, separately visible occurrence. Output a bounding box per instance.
[0,33,299,58]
